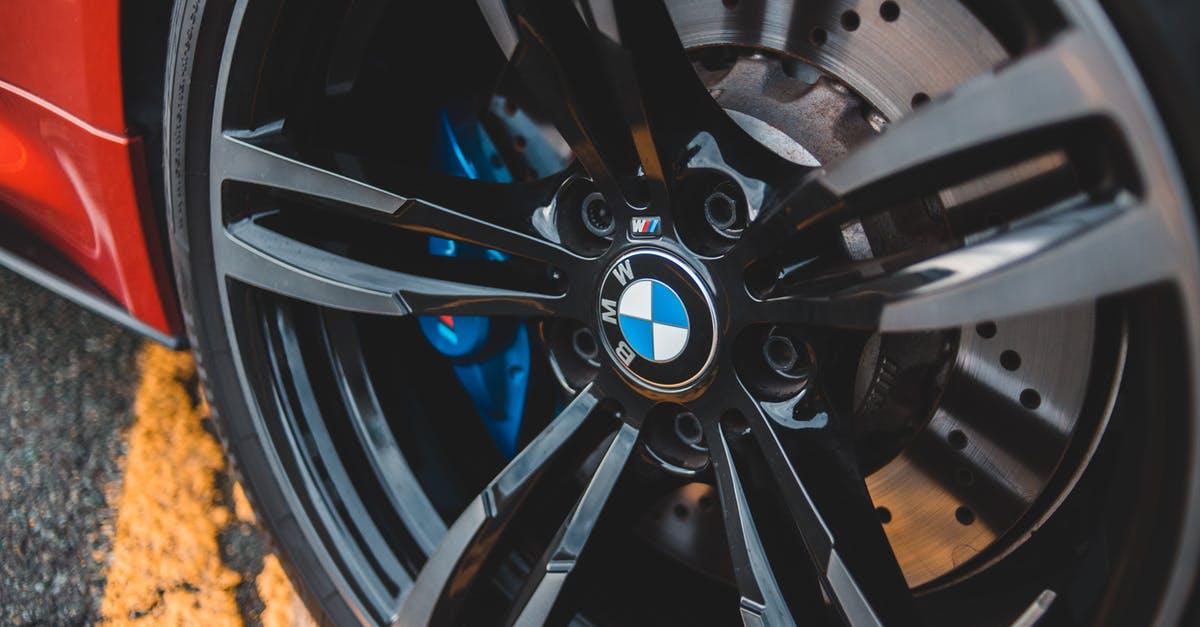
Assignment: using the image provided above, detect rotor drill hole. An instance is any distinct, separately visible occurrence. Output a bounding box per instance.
[840,10,860,31]
[880,1,900,22]
[1020,389,1042,410]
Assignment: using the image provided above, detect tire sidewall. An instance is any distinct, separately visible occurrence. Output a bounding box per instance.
[163,0,364,623]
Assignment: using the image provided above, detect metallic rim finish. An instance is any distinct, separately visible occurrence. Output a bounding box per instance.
[180,0,1200,624]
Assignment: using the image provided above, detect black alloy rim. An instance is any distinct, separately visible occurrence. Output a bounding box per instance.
[190,0,1200,625]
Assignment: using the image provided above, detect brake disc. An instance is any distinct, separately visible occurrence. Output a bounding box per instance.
[662,0,1121,589]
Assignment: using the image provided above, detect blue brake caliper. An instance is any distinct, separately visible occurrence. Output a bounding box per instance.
[419,109,528,459]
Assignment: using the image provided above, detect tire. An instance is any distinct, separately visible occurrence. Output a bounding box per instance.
[164,1,362,624]
[163,0,1200,625]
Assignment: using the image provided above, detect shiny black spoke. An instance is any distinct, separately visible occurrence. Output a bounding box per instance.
[752,195,1174,331]
[737,31,1131,262]
[394,384,609,626]
[504,423,639,627]
[479,0,786,210]
[706,418,796,627]
[479,0,636,204]
[576,0,748,206]
[213,132,580,269]
[319,309,449,556]
[735,391,918,627]
[217,219,572,319]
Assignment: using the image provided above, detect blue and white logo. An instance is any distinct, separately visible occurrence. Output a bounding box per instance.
[617,279,690,362]
[598,250,716,391]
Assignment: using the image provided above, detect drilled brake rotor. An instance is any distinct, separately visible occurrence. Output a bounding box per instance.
[640,0,1120,589]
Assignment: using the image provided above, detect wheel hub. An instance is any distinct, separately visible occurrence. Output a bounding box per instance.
[597,248,718,392]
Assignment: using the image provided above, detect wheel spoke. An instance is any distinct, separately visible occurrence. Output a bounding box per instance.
[506,423,639,627]
[755,196,1174,331]
[736,391,918,626]
[218,220,570,318]
[576,0,736,205]
[739,30,1124,258]
[706,419,795,627]
[479,0,635,203]
[213,131,405,214]
[213,133,580,269]
[822,30,1111,207]
[479,0,779,208]
[394,384,606,626]
[321,310,448,556]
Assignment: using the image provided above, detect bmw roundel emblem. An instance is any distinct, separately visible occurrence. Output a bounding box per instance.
[617,279,689,362]
[597,249,718,391]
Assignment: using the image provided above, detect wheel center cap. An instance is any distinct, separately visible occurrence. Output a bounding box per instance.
[598,249,718,392]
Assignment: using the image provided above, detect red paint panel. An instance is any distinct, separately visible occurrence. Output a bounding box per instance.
[0,0,180,336]
[0,0,127,134]
[0,0,180,339]
[0,80,177,336]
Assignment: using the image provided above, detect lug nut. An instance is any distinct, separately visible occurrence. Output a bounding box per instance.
[763,334,800,375]
[673,412,705,449]
[582,192,615,237]
[704,190,738,231]
[571,327,600,363]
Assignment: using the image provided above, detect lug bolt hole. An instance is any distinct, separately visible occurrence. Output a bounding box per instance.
[581,192,615,237]
[571,327,600,363]
[676,173,746,254]
[737,326,811,401]
[705,191,738,230]
[673,412,705,448]
[702,183,746,241]
[645,405,711,476]
[763,334,799,374]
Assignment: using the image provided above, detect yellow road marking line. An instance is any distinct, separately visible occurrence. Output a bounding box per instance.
[231,482,256,525]
[100,343,242,624]
[100,342,317,626]
[257,554,318,627]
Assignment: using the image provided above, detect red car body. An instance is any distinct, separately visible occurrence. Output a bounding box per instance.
[0,0,180,344]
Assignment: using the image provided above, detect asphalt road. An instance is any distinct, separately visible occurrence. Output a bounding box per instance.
[0,267,305,625]
[0,267,141,623]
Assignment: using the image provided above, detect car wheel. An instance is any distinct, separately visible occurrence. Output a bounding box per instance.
[163,0,1200,624]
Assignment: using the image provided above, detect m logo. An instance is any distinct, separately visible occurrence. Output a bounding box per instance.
[630,216,662,238]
